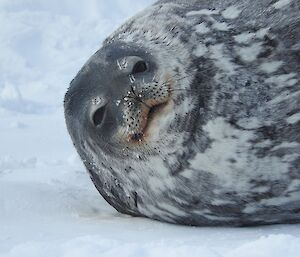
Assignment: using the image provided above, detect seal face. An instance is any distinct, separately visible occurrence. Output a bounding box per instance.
[64,0,300,226]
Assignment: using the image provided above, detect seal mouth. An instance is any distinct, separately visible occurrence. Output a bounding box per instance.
[129,101,168,142]
[122,77,172,144]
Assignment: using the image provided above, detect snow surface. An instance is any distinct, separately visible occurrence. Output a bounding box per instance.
[1,0,300,256]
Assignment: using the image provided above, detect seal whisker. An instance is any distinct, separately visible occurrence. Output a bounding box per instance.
[129,85,152,109]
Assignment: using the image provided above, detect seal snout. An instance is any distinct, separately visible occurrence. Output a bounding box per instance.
[66,42,173,147]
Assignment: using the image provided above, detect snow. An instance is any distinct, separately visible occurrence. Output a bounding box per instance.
[0,0,300,256]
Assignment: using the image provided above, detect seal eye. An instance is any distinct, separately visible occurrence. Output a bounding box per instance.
[132,61,147,74]
[92,105,106,127]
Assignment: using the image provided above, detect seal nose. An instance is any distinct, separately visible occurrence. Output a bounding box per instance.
[90,97,107,127]
[92,105,106,127]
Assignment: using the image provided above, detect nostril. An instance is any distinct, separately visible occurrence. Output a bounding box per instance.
[132,60,147,74]
[92,105,106,127]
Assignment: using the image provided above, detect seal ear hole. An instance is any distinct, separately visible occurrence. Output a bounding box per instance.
[92,105,106,127]
[132,61,147,74]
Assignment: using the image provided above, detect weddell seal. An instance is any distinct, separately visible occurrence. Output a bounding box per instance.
[64,0,300,226]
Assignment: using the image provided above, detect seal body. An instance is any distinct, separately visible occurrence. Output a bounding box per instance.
[64,0,300,226]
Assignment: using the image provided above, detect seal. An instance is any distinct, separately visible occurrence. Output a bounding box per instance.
[64,0,300,226]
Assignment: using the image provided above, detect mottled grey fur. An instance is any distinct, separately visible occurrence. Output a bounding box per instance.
[64,0,300,226]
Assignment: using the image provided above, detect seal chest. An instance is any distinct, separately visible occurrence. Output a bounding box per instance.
[64,0,300,226]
